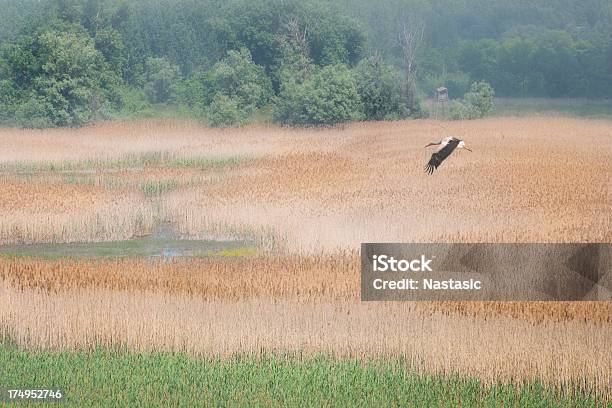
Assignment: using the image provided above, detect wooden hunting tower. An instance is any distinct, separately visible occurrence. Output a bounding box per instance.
[435,87,448,119]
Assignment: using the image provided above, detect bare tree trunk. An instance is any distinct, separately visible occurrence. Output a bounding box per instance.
[285,18,309,59]
[398,22,425,110]
[278,17,311,83]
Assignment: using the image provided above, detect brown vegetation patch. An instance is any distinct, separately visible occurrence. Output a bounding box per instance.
[2,283,610,398]
[2,255,610,324]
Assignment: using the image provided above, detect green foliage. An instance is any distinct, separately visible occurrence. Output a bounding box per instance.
[14,94,54,128]
[271,31,314,125]
[115,87,153,118]
[274,79,313,126]
[0,79,16,122]
[1,27,121,127]
[94,27,127,79]
[354,55,413,120]
[138,180,178,197]
[206,93,246,127]
[144,57,181,104]
[274,26,314,87]
[305,65,363,125]
[275,65,362,126]
[175,71,207,109]
[0,0,610,128]
[0,345,599,407]
[465,81,495,118]
[202,48,272,114]
[448,100,478,120]
[441,31,612,98]
[422,71,472,102]
[35,30,110,126]
[449,81,495,120]
[179,48,274,127]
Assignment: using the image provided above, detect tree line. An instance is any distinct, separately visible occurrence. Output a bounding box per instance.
[0,0,609,128]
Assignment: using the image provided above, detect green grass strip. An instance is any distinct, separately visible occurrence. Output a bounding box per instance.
[0,152,250,173]
[0,344,601,407]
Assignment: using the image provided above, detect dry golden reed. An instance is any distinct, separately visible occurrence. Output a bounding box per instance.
[0,181,155,245]
[0,254,357,301]
[1,117,610,248]
[1,117,611,399]
[1,282,611,399]
[1,255,610,324]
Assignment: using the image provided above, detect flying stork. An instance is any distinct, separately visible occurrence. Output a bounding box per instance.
[424,136,472,174]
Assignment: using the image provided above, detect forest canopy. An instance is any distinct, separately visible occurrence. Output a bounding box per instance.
[0,0,610,127]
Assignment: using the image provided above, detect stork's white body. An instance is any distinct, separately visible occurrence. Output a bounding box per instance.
[424,136,472,174]
[438,136,467,151]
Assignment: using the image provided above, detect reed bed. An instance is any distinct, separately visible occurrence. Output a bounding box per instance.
[160,118,611,252]
[0,119,312,164]
[1,255,610,323]
[1,117,610,248]
[1,282,610,400]
[1,117,610,399]
[0,254,357,301]
[0,181,155,244]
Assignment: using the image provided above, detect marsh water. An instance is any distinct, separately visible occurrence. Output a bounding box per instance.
[0,224,254,259]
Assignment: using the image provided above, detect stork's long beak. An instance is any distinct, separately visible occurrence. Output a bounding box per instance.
[424,142,441,148]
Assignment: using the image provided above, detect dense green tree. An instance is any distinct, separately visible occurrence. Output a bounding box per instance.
[174,70,207,109]
[274,79,312,126]
[273,19,313,87]
[202,48,272,114]
[34,30,110,126]
[144,57,181,103]
[0,79,16,122]
[354,55,414,120]
[455,40,499,86]
[464,81,494,117]
[94,27,127,79]
[307,65,362,125]
[1,0,611,128]
[110,0,364,83]
[1,27,120,127]
[206,93,246,127]
[449,81,494,120]
[14,94,54,128]
[275,64,362,126]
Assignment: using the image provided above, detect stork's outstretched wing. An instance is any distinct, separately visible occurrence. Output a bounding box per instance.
[424,138,460,174]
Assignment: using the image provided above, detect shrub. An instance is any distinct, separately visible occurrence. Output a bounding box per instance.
[0,79,16,123]
[114,87,154,118]
[307,65,363,125]
[275,64,362,126]
[354,56,413,120]
[144,57,181,104]
[449,81,495,120]
[206,93,246,127]
[0,28,121,127]
[175,71,207,109]
[274,79,312,125]
[464,81,495,118]
[203,49,272,114]
[448,100,478,120]
[14,96,53,128]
